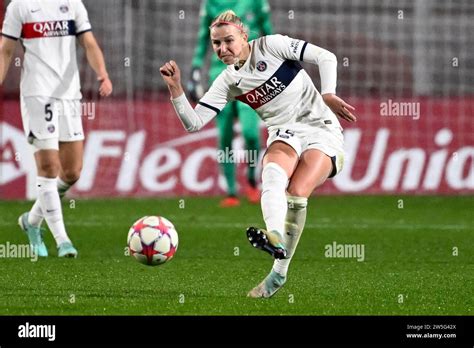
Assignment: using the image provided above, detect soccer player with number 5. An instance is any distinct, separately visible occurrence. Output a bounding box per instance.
[1,0,113,257]
[161,10,356,297]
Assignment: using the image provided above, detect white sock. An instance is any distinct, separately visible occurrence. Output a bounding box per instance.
[28,177,72,227]
[273,195,308,277]
[260,163,288,236]
[57,177,71,199]
[36,176,71,246]
[28,199,43,227]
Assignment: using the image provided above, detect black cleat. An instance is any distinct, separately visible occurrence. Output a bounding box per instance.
[246,226,287,259]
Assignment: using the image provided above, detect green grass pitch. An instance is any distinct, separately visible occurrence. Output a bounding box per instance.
[0,196,472,315]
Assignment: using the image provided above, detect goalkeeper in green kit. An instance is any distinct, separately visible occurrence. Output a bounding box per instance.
[188,0,273,207]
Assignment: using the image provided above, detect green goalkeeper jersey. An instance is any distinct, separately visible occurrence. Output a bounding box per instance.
[191,0,273,83]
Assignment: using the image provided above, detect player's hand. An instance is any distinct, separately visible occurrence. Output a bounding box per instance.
[187,67,204,102]
[160,60,182,88]
[98,76,113,97]
[322,94,357,122]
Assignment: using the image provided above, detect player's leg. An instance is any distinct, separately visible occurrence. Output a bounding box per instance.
[27,101,84,225]
[22,98,82,257]
[247,140,298,259]
[247,140,299,298]
[58,140,83,194]
[272,149,334,278]
[237,102,260,204]
[19,147,61,257]
[52,99,84,257]
[27,142,82,227]
[17,96,60,257]
[50,140,83,257]
[216,102,239,207]
[18,145,61,256]
[248,149,334,298]
[34,145,79,258]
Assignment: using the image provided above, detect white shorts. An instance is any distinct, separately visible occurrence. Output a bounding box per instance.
[266,123,345,177]
[21,96,84,151]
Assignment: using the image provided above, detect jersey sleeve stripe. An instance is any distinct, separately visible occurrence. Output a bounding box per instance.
[1,33,19,41]
[299,42,308,61]
[76,28,92,36]
[198,101,220,114]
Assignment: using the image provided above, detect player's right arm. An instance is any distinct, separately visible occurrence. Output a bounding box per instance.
[0,36,16,86]
[160,60,228,133]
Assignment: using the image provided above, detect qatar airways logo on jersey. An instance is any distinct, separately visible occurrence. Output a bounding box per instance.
[244,77,286,105]
[22,20,76,39]
[236,60,302,109]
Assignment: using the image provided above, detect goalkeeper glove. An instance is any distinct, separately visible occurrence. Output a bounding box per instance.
[187,67,204,102]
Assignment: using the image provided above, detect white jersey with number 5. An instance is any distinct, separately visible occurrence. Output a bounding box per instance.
[1,0,92,99]
[198,34,343,134]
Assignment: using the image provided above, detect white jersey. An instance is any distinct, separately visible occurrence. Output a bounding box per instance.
[1,0,92,99]
[198,34,342,134]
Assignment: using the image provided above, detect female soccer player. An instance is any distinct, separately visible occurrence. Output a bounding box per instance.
[1,0,113,257]
[160,10,356,298]
[188,0,273,207]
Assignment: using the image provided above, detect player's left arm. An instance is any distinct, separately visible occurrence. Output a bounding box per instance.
[304,44,356,122]
[0,36,17,85]
[78,32,113,97]
[75,0,112,97]
[266,35,356,122]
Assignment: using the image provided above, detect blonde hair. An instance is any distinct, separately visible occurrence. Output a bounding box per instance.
[210,10,248,35]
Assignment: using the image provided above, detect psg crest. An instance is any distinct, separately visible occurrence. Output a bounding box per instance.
[256,61,267,72]
[60,5,69,13]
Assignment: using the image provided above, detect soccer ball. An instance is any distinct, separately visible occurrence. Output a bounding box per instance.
[127,216,179,266]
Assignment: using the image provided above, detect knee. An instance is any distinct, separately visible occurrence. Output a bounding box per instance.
[61,167,82,184]
[38,161,60,178]
[287,183,310,198]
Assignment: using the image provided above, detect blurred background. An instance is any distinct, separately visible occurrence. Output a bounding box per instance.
[1,0,473,199]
